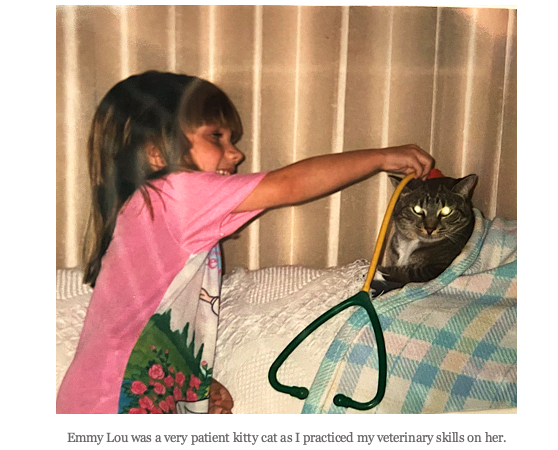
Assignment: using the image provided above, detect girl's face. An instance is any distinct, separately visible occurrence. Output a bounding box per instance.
[186,124,244,175]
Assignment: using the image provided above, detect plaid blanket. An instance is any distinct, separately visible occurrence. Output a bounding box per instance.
[302,209,517,414]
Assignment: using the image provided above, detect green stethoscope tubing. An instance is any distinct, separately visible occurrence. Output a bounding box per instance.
[268,173,416,410]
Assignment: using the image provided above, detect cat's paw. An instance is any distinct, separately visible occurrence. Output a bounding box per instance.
[373,267,387,281]
[370,266,404,296]
[377,266,405,285]
[369,276,405,297]
[377,265,392,280]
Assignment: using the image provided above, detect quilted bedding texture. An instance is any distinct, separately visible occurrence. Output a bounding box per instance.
[216,261,369,413]
[302,209,517,414]
[56,210,516,414]
[56,267,93,391]
[55,261,368,413]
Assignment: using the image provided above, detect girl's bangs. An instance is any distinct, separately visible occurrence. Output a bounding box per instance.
[203,94,243,143]
[181,82,243,143]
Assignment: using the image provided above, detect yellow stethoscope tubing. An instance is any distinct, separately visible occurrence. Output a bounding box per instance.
[362,172,415,292]
[268,173,416,410]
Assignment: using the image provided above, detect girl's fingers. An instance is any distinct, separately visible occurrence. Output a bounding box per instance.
[209,398,232,414]
[389,145,433,180]
[208,379,234,413]
[410,148,434,180]
[215,397,233,410]
[406,155,425,179]
[210,401,232,414]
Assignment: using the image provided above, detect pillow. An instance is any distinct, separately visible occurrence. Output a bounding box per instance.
[215,261,369,413]
[56,268,93,392]
[55,261,367,411]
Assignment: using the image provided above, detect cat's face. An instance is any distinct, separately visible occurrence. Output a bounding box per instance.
[390,175,477,242]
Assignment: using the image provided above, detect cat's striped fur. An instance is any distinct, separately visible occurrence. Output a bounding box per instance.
[376,174,477,286]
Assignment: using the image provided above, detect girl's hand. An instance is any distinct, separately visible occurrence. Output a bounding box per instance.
[209,379,234,414]
[377,144,434,180]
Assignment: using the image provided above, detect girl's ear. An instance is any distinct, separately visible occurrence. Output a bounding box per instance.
[146,144,166,171]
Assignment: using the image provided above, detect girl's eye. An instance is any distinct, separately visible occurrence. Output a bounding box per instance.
[440,206,452,216]
[412,205,423,215]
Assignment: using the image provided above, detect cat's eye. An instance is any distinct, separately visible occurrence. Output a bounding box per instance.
[440,206,452,216]
[412,205,423,215]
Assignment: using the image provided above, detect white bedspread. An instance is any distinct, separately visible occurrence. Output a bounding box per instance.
[56,262,515,414]
[56,268,93,391]
[55,261,367,414]
[215,261,368,413]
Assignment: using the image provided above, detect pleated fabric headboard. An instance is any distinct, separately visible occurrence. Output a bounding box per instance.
[56,5,516,274]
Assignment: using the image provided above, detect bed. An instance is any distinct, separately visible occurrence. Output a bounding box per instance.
[56,209,516,414]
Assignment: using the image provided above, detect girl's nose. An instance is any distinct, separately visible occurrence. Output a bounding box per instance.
[228,145,245,165]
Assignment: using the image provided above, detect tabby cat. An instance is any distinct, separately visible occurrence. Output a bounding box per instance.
[373,174,477,290]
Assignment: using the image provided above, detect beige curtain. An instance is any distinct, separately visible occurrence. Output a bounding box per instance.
[56,5,517,274]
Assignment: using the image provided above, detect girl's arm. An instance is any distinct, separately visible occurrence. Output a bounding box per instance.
[233,144,433,213]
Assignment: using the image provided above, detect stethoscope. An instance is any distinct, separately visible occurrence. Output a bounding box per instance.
[268,173,416,411]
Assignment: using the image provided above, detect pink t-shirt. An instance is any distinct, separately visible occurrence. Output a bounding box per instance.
[57,171,266,413]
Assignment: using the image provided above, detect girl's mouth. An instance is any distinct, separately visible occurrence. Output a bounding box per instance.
[215,169,232,176]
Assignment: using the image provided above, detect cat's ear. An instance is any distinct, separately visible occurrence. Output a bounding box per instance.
[452,174,478,197]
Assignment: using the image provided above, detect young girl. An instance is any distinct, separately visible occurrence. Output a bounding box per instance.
[56,70,433,414]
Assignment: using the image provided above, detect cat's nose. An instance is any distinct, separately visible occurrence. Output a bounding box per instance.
[425,226,436,235]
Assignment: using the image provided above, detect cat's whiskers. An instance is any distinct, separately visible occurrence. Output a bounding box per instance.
[441,233,463,246]
[385,173,477,284]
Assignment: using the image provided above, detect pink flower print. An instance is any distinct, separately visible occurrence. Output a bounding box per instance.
[165,349,169,354]
[166,395,176,411]
[153,382,166,395]
[130,380,147,395]
[169,366,175,373]
[151,407,163,414]
[129,408,147,414]
[186,388,198,402]
[189,374,201,390]
[173,386,183,401]
[148,364,165,380]
[175,371,186,387]
[150,345,156,351]
[164,376,174,387]
[159,400,170,413]
[202,361,207,366]
[139,396,154,411]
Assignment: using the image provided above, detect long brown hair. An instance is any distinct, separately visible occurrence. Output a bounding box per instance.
[82,71,243,287]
